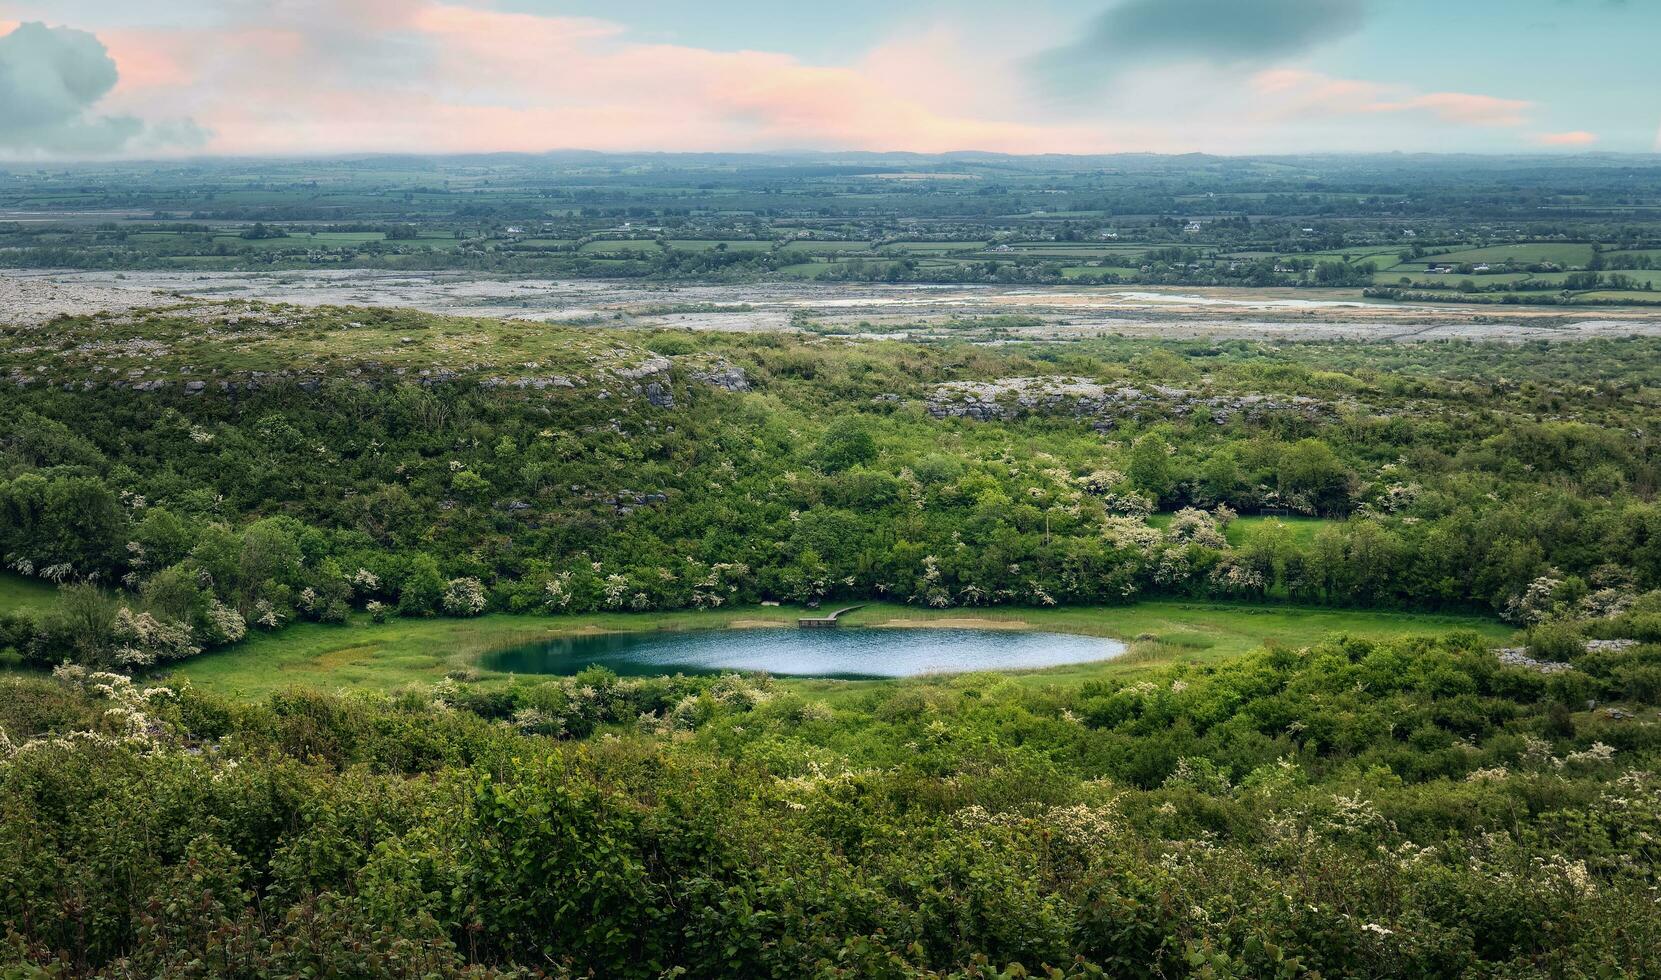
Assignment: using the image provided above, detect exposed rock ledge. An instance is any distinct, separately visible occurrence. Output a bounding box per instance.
[924,377,1328,428]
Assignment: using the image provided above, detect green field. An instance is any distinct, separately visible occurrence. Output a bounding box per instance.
[884,241,979,253]
[577,239,663,254]
[0,573,59,614]
[778,241,874,256]
[777,260,838,276]
[666,239,773,251]
[1420,243,1596,266]
[1222,515,1332,546]
[156,600,1510,699]
[1578,289,1661,303]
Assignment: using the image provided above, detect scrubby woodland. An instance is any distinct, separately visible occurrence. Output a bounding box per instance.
[2,305,1659,669]
[3,297,1661,976]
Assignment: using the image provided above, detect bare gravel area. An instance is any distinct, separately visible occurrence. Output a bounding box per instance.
[5,269,1661,342]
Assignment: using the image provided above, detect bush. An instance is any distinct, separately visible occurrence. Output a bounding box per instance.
[441,577,487,616]
[1527,621,1585,661]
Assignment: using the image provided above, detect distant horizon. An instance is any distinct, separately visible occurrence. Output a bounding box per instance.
[2,1,1658,161]
[9,148,1661,168]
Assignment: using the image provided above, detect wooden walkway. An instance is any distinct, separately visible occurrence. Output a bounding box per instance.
[798,605,865,628]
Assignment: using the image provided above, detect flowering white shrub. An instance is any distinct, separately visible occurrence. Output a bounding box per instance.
[690,561,748,609]
[1101,516,1162,552]
[602,573,631,609]
[252,599,285,630]
[202,599,246,646]
[348,567,381,595]
[1379,481,1421,513]
[1504,572,1564,625]
[1563,741,1616,769]
[1576,587,1634,620]
[1099,490,1155,517]
[543,571,574,610]
[111,608,200,668]
[916,555,951,608]
[1,667,178,758]
[441,577,487,616]
[1153,548,1193,586]
[1208,556,1266,596]
[1166,507,1227,549]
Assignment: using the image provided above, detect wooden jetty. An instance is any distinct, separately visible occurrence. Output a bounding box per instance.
[798,605,865,628]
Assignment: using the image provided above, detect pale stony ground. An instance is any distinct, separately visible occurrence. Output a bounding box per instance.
[5,268,1661,342]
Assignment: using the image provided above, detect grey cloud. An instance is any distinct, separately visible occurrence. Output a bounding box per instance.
[0,22,206,157]
[1032,0,1366,92]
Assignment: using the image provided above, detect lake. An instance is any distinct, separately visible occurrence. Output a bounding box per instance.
[481,627,1126,679]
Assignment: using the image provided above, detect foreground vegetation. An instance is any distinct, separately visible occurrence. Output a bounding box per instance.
[4,625,1659,977]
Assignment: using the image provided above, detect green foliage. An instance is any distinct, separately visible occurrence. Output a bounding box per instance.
[816,417,878,473]
[2,312,1660,667]
[3,631,1661,976]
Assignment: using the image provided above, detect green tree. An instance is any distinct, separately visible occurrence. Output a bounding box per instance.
[815,418,877,473]
[1128,433,1177,505]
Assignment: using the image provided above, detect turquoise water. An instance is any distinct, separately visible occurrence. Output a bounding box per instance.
[481,627,1126,680]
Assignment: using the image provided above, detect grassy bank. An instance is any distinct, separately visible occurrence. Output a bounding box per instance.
[0,573,60,614]
[161,600,1512,699]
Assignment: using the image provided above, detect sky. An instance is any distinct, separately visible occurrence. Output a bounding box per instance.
[0,0,1657,160]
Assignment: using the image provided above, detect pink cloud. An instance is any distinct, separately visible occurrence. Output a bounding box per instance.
[1368,92,1532,128]
[73,1,1134,156]
[1533,130,1598,147]
[1251,69,1532,128]
[0,3,1581,157]
[1253,67,1381,105]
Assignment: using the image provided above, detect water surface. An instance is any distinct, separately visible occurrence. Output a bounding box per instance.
[482,627,1125,679]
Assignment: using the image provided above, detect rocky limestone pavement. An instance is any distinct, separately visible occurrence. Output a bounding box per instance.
[6,346,753,410]
[1493,638,1639,674]
[924,377,1330,429]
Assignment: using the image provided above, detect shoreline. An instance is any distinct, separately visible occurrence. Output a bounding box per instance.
[155,600,1513,700]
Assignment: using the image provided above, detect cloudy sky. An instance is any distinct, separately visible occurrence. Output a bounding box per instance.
[1,0,1656,159]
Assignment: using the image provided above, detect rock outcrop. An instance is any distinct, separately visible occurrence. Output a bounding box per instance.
[924,377,1329,428]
